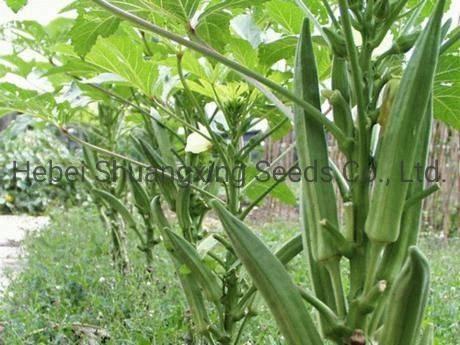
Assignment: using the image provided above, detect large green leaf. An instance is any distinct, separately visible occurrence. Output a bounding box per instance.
[258,37,297,67]
[5,0,27,13]
[70,10,120,57]
[153,0,201,22]
[0,83,77,124]
[195,12,232,51]
[111,0,200,29]
[85,35,158,97]
[199,0,269,21]
[433,53,460,129]
[226,38,259,71]
[265,0,305,34]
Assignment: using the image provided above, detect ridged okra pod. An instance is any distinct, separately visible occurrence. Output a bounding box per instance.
[295,18,346,333]
[151,197,210,336]
[378,99,433,282]
[331,56,354,144]
[294,18,341,262]
[365,0,445,243]
[379,247,430,345]
[211,200,323,345]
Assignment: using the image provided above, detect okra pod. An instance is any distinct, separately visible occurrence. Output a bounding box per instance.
[294,19,341,262]
[130,178,151,216]
[324,27,348,58]
[380,247,430,345]
[295,18,345,335]
[378,99,433,282]
[365,0,445,243]
[151,197,211,335]
[134,137,178,210]
[211,200,323,345]
[163,228,222,304]
[151,119,177,169]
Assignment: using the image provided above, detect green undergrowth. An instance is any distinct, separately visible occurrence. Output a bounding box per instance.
[0,209,458,344]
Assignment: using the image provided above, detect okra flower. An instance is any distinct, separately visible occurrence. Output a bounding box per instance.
[185,124,212,154]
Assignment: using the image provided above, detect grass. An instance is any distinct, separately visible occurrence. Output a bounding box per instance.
[0,208,458,344]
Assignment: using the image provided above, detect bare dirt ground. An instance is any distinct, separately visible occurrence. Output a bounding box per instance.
[0,216,49,293]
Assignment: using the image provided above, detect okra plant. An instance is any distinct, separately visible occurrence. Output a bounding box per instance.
[1,0,458,344]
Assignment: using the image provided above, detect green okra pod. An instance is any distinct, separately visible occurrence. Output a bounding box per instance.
[114,161,128,196]
[377,79,400,133]
[324,27,348,58]
[151,197,211,336]
[151,119,177,169]
[384,32,420,56]
[330,55,353,148]
[94,188,145,245]
[211,200,323,345]
[380,247,430,345]
[82,146,98,178]
[325,89,354,143]
[163,228,222,304]
[130,178,151,216]
[365,0,446,243]
[275,233,303,265]
[176,186,193,237]
[134,137,178,210]
[295,19,345,336]
[94,188,137,229]
[331,56,350,103]
[378,99,433,282]
[294,18,341,262]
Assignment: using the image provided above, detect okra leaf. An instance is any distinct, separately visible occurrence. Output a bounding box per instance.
[5,0,27,13]
[226,38,259,71]
[264,110,292,140]
[196,12,232,52]
[433,53,460,129]
[258,37,297,67]
[265,0,305,34]
[109,0,200,32]
[70,10,120,57]
[85,35,158,97]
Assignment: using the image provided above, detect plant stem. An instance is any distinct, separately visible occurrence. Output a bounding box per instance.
[297,286,342,327]
[404,183,440,210]
[338,0,372,304]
